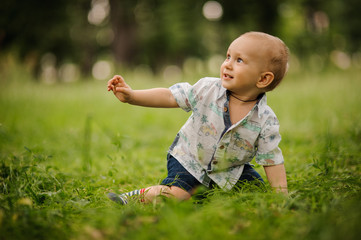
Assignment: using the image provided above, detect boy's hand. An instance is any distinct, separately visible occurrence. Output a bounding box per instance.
[107,75,133,103]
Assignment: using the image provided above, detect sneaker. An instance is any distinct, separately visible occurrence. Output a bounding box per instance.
[107,193,128,205]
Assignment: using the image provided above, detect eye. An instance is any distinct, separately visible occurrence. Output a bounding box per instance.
[226,54,231,60]
[237,58,243,63]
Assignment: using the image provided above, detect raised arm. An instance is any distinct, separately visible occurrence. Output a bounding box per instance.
[107,75,178,108]
[263,164,288,195]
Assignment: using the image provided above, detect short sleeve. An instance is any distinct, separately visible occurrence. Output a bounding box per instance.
[169,82,193,112]
[255,115,284,166]
[169,78,216,113]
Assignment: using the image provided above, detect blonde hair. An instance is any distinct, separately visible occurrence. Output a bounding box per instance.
[242,32,289,91]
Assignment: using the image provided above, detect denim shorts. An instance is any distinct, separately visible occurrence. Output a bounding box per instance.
[161,154,264,193]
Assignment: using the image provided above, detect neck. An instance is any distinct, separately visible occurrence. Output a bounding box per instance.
[230,93,259,103]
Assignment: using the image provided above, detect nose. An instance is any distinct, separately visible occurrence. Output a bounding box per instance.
[223,59,232,70]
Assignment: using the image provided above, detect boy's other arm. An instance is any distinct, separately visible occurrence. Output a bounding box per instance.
[107,75,178,108]
[263,164,288,195]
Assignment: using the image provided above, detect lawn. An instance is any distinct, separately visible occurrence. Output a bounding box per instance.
[0,68,360,240]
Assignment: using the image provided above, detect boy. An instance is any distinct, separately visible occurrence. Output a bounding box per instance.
[107,31,288,205]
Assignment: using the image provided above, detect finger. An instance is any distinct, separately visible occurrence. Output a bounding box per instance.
[108,76,116,84]
[116,75,128,86]
[115,87,128,93]
[115,75,123,82]
[108,75,129,93]
[107,76,122,91]
[109,75,121,85]
[108,86,115,92]
[107,79,116,90]
[107,82,116,92]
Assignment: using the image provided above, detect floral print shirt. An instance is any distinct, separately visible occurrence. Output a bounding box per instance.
[168,77,284,190]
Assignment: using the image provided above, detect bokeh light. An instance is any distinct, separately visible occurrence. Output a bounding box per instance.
[202,1,223,21]
[207,55,224,75]
[59,63,80,82]
[163,65,182,81]
[330,50,351,69]
[88,0,110,26]
[40,53,57,84]
[92,60,113,80]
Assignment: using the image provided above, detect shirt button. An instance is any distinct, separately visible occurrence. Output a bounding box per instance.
[219,145,225,149]
[224,107,228,112]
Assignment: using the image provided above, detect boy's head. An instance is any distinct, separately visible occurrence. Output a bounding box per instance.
[220,32,289,93]
[242,32,289,91]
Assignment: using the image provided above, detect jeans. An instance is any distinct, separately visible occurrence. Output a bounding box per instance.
[161,154,264,193]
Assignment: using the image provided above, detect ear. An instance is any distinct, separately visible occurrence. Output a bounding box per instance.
[256,72,274,89]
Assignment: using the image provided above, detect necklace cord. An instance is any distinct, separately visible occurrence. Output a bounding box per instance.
[230,93,258,103]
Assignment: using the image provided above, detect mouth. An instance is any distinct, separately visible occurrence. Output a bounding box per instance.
[222,73,234,80]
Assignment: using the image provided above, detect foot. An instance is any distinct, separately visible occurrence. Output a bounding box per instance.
[107,193,128,205]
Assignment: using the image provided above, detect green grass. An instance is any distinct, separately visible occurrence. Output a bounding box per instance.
[0,68,360,240]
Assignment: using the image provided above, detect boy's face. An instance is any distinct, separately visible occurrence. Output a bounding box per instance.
[220,35,269,96]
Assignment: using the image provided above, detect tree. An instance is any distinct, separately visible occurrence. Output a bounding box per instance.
[109,0,207,71]
[0,0,72,69]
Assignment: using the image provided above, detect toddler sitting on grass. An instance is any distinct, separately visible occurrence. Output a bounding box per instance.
[107,31,289,204]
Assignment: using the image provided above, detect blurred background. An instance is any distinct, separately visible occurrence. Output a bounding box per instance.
[0,0,360,83]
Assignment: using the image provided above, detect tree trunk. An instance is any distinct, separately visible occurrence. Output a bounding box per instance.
[109,0,138,65]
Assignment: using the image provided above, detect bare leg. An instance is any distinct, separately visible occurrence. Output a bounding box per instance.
[107,185,192,204]
[143,185,191,203]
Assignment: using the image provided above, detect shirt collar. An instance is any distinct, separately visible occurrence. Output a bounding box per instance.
[217,83,227,100]
[256,93,268,118]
